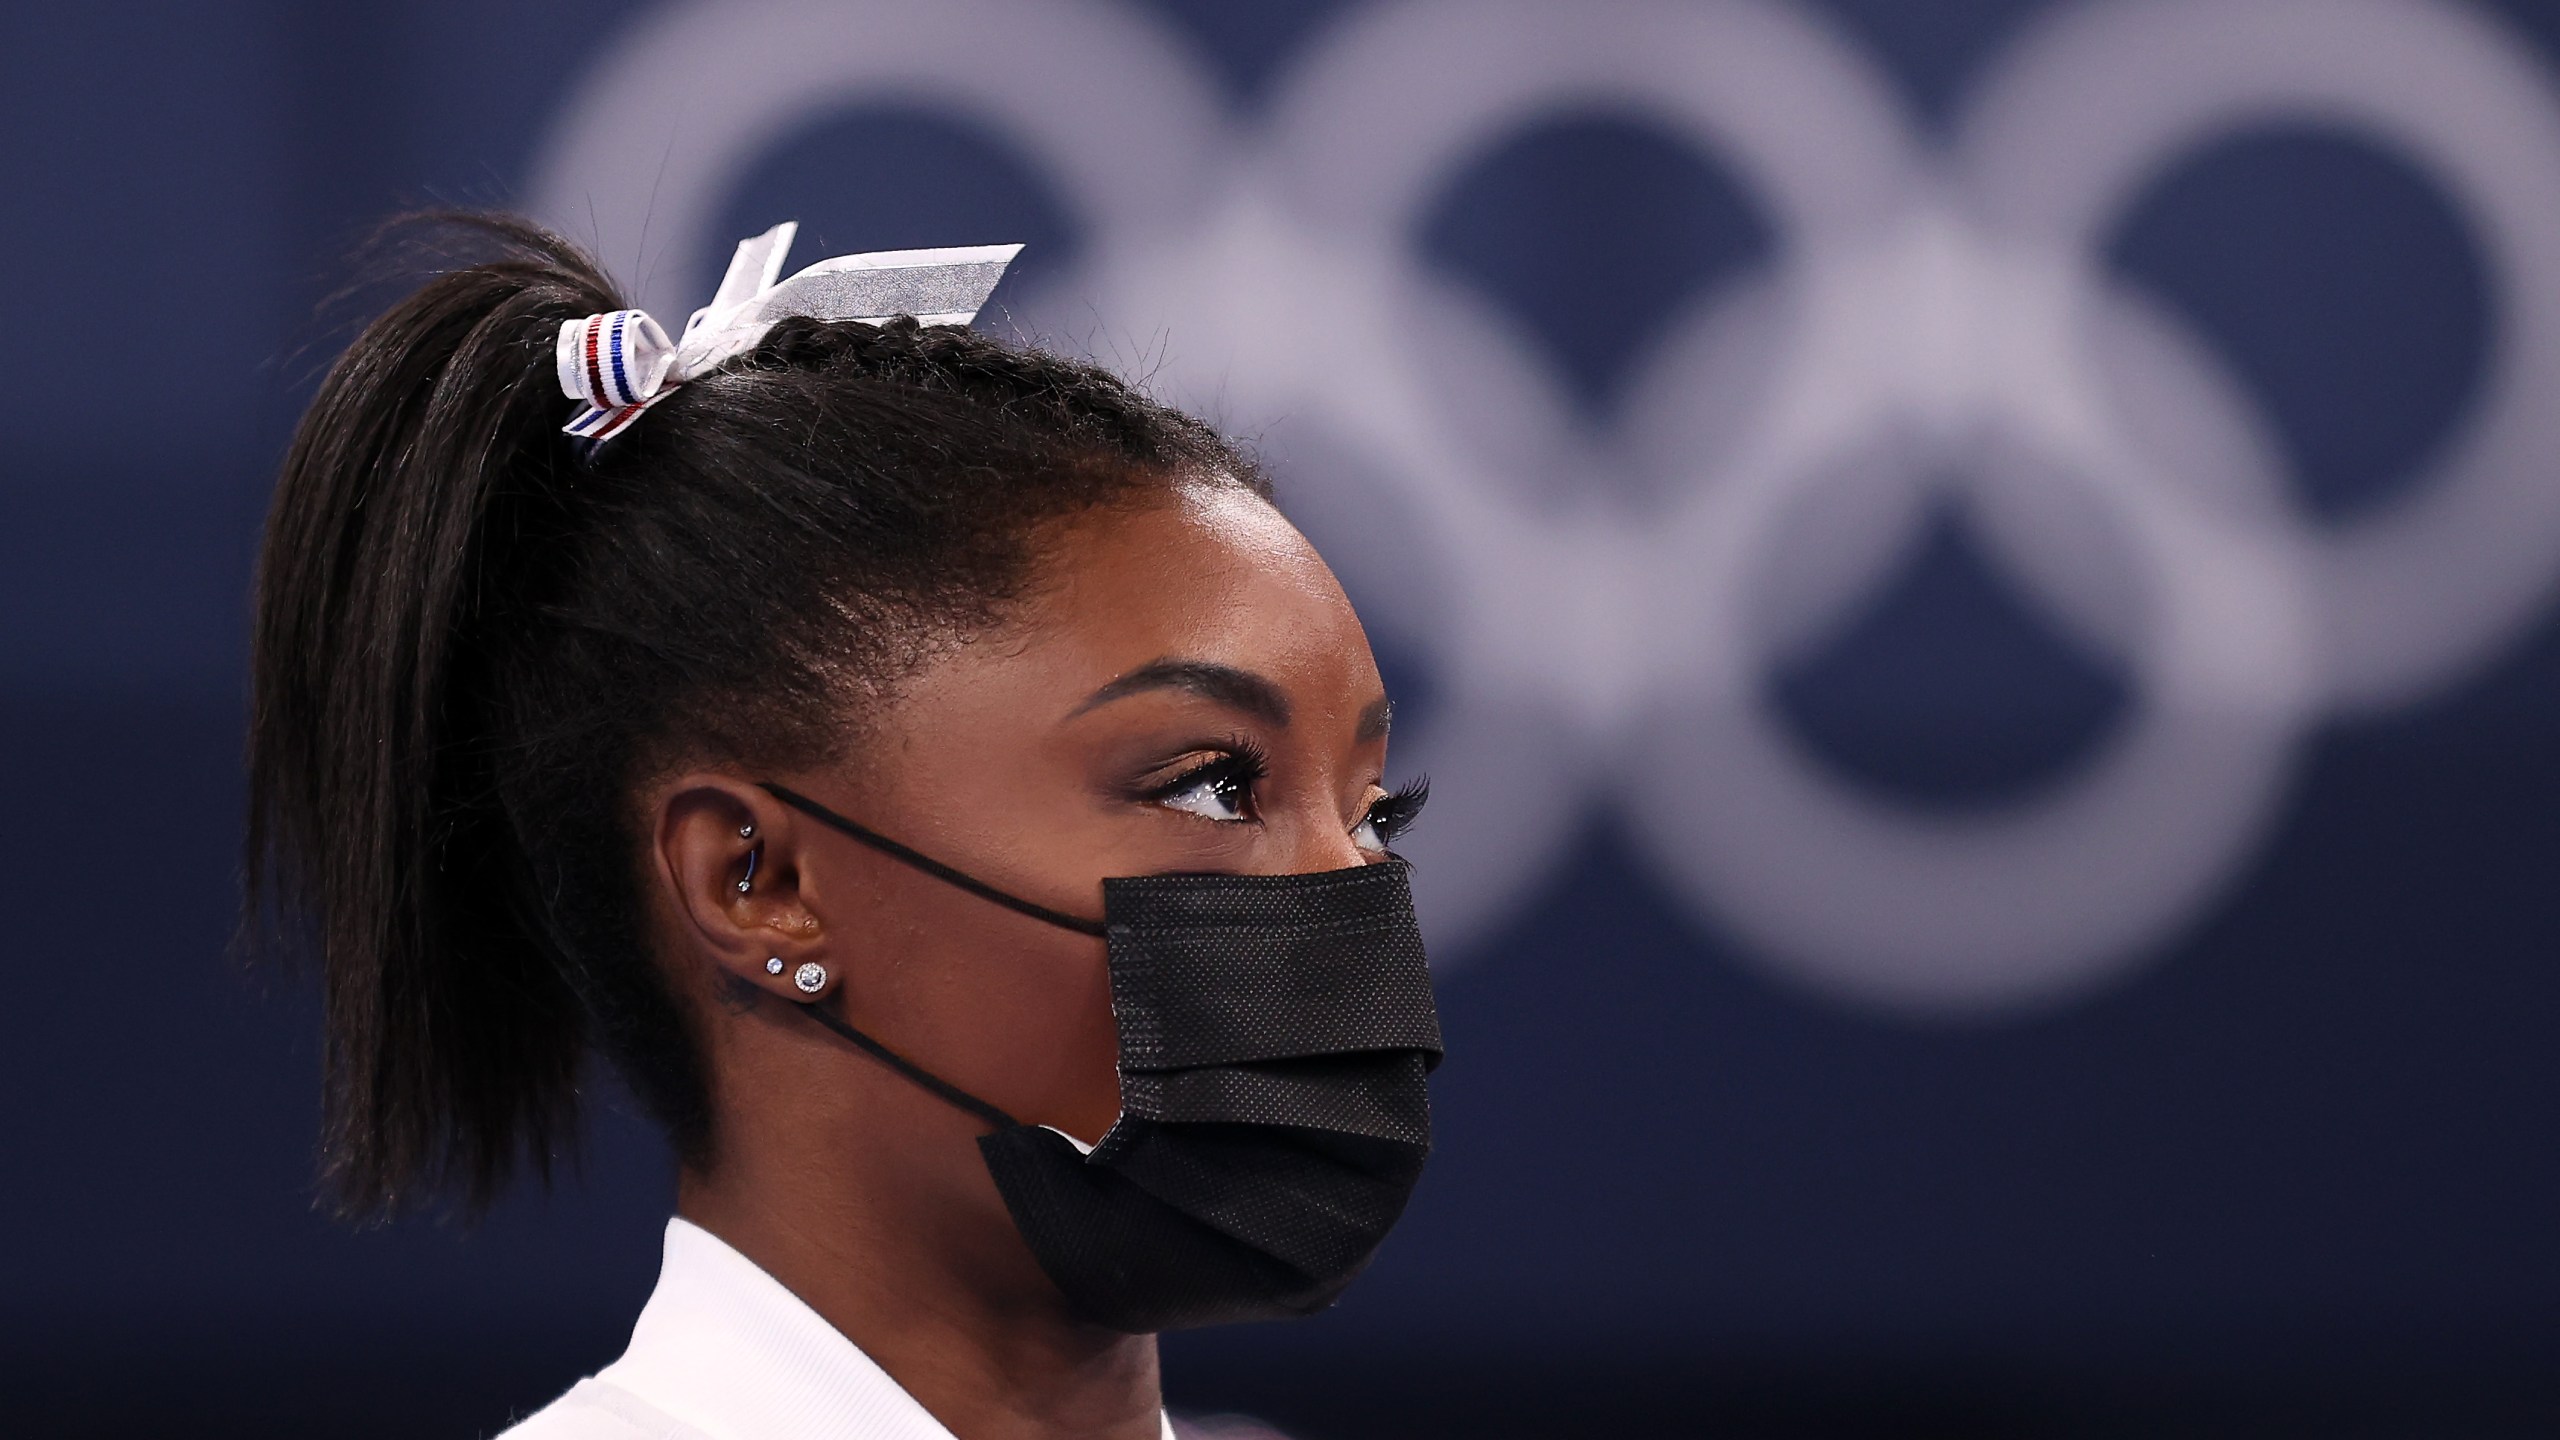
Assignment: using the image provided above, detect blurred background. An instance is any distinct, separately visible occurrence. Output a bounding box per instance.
[8,0,2560,1435]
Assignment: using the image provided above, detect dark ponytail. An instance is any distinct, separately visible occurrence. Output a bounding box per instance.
[249,214,1263,1216]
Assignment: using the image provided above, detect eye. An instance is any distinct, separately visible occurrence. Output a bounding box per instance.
[1146,744,1268,825]
[1352,776,1430,853]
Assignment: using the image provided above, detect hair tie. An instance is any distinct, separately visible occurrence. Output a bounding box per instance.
[556,309,676,438]
[556,221,1022,444]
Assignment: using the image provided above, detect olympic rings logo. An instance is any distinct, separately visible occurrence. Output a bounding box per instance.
[531,0,2560,1017]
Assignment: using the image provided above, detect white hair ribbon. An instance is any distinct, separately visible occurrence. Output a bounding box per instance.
[556,221,1023,443]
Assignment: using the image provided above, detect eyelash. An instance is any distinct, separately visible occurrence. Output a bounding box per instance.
[1144,737,1272,814]
[1143,743,1430,847]
[1362,776,1431,847]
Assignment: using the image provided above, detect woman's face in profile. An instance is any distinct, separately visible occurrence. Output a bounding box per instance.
[714,474,1413,1146]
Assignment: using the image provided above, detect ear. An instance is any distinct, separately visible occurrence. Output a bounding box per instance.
[652,774,839,1004]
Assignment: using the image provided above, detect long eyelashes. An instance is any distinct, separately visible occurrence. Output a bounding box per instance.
[1138,741,1428,844]
[1361,775,1431,845]
[1142,736,1271,816]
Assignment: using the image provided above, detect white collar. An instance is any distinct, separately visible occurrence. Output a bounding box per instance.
[572,1217,1172,1440]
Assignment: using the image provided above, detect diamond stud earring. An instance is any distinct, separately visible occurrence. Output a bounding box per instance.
[764,957,785,976]
[793,961,828,995]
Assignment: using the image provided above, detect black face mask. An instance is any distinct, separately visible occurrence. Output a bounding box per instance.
[761,782,1443,1334]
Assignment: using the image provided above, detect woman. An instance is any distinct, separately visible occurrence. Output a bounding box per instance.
[248,215,1441,1440]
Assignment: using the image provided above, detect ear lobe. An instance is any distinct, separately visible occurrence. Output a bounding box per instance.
[653,775,828,1001]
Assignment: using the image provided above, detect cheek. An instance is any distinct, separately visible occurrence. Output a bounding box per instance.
[971,934,1122,1142]
[859,875,1124,1142]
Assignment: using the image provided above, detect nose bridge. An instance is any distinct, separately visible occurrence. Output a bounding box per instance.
[1268,775,1375,877]
[1290,827,1374,877]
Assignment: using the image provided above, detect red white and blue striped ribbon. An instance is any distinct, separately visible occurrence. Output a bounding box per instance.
[556,308,676,442]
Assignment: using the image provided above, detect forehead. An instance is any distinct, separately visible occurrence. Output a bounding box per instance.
[888,481,1384,736]
[1044,480,1376,688]
[1054,482,1343,630]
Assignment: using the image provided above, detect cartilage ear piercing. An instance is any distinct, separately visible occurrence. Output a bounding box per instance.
[793,961,828,995]
[765,957,785,976]
[739,823,756,839]
[737,845,760,895]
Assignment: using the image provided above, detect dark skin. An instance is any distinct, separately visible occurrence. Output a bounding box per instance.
[640,479,1406,1440]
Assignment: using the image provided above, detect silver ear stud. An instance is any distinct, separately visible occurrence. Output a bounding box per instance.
[765,957,785,976]
[793,961,828,994]
[739,823,756,838]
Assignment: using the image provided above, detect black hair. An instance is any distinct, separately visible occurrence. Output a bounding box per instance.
[247,213,1265,1216]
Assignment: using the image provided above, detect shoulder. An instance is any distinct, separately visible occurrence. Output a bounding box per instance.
[494,1379,714,1440]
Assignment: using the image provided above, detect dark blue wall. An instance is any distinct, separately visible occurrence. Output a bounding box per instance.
[7,2,2560,1435]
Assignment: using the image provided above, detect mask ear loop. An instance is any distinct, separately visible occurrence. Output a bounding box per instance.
[796,993,1022,1132]
[758,782,1109,937]
[753,781,1099,1134]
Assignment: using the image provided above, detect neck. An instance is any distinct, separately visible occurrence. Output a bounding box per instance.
[678,1102,1162,1440]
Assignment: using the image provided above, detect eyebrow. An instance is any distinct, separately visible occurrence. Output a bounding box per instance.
[1071,658,1294,727]
[1069,657,1395,743]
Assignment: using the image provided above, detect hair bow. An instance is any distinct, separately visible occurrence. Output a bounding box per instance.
[557,222,1022,443]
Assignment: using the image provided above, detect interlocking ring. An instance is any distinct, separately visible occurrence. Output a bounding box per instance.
[531,0,2560,1016]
